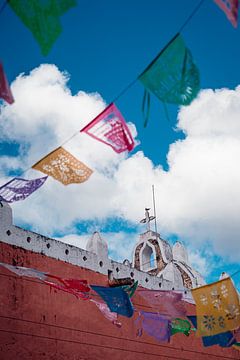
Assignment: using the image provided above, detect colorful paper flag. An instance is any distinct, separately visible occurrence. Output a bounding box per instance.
[139,34,200,106]
[81,103,135,153]
[138,289,186,319]
[214,0,239,27]
[91,285,134,318]
[0,262,47,281]
[191,277,240,336]
[188,315,236,347]
[0,63,14,104]
[9,0,76,55]
[91,299,122,327]
[32,147,93,185]
[0,176,47,203]
[45,275,90,300]
[171,318,191,336]
[135,310,170,343]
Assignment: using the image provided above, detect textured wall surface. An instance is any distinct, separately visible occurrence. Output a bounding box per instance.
[0,241,239,360]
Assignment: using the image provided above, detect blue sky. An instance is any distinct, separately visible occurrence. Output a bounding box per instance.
[0,0,240,288]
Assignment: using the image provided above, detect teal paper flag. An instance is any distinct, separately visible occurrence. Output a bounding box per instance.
[9,0,76,55]
[139,34,200,106]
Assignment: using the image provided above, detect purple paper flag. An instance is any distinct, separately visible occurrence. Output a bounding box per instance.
[0,176,48,203]
[135,310,170,343]
[138,289,186,319]
[0,63,14,104]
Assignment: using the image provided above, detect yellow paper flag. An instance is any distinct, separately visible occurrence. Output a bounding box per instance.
[32,147,93,185]
[192,277,240,337]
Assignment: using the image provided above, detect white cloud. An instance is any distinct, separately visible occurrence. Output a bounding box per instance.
[1,64,240,267]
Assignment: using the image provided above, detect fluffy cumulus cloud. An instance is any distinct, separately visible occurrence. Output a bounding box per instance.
[1,64,240,267]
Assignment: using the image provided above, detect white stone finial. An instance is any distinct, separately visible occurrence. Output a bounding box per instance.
[140,208,155,231]
[172,241,189,264]
[86,231,108,259]
[0,201,13,230]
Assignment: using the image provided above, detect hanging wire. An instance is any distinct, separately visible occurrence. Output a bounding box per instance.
[0,0,207,178]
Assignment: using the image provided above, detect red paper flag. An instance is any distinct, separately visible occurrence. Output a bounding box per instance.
[81,103,134,153]
[0,63,14,104]
[214,0,239,27]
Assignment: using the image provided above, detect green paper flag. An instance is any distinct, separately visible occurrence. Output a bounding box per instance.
[171,318,191,336]
[139,34,200,106]
[9,0,76,56]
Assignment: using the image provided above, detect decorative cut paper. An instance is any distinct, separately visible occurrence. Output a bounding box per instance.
[139,34,200,106]
[91,299,122,327]
[138,289,186,319]
[188,315,236,347]
[0,176,48,203]
[81,103,134,153]
[45,275,90,300]
[32,147,93,185]
[214,0,238,27]
[191,277,240,336]
[9,0,76,55]
[171,318,191,336]
[91,285,134,318]
[135,310,170,343]
[0,63,14,104]
[0,262,47,281]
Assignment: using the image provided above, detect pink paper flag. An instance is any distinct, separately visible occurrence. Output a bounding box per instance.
[91,299,122,327]
[0,63,14,104]
[214,0,239,27]
[138,290,186,319]
[81,103,134,153]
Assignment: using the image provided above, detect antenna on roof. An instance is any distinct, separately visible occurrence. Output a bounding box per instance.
[152,184,158,234]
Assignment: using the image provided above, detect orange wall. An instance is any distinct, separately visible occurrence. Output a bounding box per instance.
[0,242,239,360]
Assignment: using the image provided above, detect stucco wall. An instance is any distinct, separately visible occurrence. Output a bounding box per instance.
[0,241,239,360]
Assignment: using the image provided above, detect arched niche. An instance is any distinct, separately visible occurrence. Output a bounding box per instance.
[140,242,156,271]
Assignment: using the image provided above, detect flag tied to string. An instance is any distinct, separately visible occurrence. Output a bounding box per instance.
[188,315,236,347]
[0,176,47,203]
[91,285,134,318]
[170,318,191,336]
[138,289,186,319]
[191,277,240,336]
[0,262,47,280]
[0,63,14,104]
[81,103,134,153]
[214,0,239,27]
[91,299,122,327]
[32,147,93,185]
[139,34,200,107]
[135,310,170,343]
[9,0,76,55]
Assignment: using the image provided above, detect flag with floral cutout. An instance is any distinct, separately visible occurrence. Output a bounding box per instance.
[81,103,134,154]
[0,176,47,202]
[191,277,240,336]
[32,147,93,185]
[139,34,200,106]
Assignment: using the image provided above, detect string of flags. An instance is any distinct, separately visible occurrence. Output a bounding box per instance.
[0,0,239,202]
[0,261,240,350]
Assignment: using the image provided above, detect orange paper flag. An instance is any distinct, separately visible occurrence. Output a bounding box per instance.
[32,147,93,185]
[192,277,240,337]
